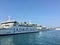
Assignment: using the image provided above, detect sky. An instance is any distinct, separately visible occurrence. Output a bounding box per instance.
[0,0,60,27]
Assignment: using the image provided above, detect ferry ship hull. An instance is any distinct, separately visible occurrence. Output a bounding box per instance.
[0,29,39,35]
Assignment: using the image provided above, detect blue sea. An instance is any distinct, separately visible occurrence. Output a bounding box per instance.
[0,30,60,45]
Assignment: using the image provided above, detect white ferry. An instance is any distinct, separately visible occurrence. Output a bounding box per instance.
[0,19,39,35]
[55,27,60,30]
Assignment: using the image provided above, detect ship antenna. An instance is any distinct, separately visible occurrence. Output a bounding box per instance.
[8,16,11,21]
[29,20,32,24]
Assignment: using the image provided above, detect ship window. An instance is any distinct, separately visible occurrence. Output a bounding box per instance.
[13,28,15,30]
[13,24,16,26]
[18,25,21,26]
[16,28,18,31]
[5,25,10,26]
[22,29,24,31]
[1,21,17,24]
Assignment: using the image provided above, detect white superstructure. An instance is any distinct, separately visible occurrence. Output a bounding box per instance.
[0,20,39,35]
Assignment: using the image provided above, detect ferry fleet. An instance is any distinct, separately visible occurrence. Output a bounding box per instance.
[0,17,52,35]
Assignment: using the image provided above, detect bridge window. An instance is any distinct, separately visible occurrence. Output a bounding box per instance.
[5,25,10,26]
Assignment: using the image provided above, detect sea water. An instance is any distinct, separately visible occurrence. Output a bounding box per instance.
[0,30,60,45]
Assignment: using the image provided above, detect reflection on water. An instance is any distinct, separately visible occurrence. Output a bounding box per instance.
[0,32,42,45]
[0,36,14,45]
[0,30,60,45]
